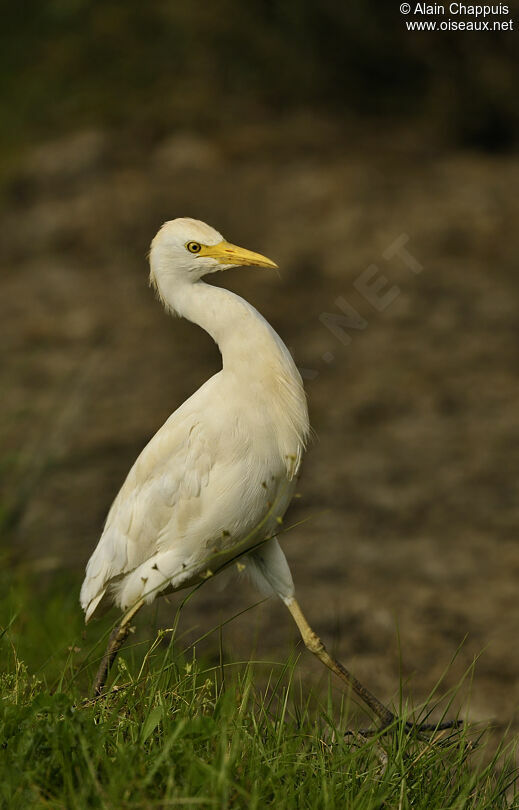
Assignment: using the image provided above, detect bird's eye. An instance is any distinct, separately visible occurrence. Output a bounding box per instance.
[186,241,202,254]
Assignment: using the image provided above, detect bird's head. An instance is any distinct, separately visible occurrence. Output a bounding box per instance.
[149,218,277,297]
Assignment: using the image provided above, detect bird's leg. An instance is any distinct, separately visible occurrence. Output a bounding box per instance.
[92,599,145,696]
[284,598,461,735]
[284,597,395,728]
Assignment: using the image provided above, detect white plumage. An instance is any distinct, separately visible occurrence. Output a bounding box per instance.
[82,218,403,730]
[80,218,309,622]
[82,218,454,732]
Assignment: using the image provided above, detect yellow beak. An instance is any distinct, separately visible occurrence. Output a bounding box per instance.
[199,241,278,269]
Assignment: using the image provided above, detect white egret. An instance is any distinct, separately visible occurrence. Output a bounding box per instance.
[81,218,402,727]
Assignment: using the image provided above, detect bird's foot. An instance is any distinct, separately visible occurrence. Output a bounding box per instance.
[345,717,462,740]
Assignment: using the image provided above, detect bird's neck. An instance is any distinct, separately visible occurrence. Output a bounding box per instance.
[170,281,285,376]
[165,279,310,474]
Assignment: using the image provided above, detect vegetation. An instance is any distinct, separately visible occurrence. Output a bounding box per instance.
[1,562,517,809]
[1,5,517,806]
[1,0,517,155]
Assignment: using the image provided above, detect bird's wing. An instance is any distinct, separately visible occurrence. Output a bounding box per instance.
[80,406,213,621]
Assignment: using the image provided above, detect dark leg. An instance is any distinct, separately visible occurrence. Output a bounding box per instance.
[92,599,144,696]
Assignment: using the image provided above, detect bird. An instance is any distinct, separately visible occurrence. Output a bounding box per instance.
[80,217,396,726]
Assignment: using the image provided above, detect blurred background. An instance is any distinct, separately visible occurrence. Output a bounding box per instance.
[1,0,518,725]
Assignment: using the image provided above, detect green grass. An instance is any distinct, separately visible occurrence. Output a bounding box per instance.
[0,561,517,809]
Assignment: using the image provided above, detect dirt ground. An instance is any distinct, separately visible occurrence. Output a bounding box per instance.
[2,117,518,728]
